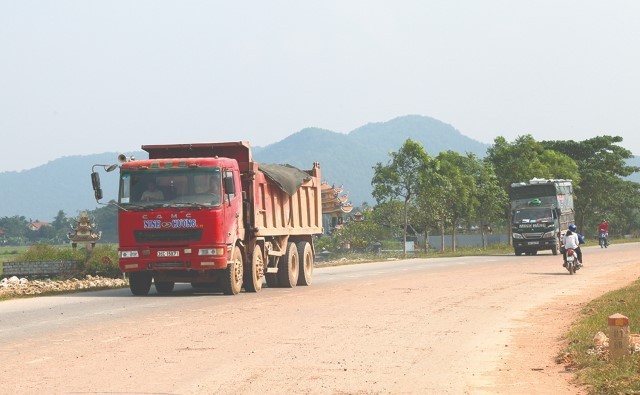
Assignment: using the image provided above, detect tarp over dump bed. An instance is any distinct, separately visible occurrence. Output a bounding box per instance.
[258,163,311,196]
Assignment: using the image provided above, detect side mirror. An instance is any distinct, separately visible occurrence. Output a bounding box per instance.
[224,176,235,195]
[91,172,103,201]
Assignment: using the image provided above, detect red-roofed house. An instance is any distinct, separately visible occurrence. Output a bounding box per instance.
[27,221,51,231]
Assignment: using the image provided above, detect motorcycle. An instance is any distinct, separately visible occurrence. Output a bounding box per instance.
[598,229,609,248]
[564,248,580,275]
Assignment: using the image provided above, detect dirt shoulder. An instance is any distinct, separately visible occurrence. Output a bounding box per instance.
[485,244,640,394]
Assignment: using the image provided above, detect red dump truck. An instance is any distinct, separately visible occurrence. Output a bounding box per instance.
[91,141,323,295]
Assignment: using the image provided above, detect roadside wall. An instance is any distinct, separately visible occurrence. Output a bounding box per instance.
[1,261,82,278]
[428,234,508,250]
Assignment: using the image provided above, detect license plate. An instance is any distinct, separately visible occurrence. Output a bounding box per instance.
[527,241,539,245]
[157,250,180,257]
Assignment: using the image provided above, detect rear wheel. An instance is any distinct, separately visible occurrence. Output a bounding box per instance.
[129,272,152,296]
[568,260,575,275]
[296,241,314,286]
[244,244,264,293]
[220,245,243,295]
[155,281,175,294]
[277,242,299,288]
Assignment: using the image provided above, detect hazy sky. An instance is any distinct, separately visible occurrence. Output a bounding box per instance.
[2,1,639,172]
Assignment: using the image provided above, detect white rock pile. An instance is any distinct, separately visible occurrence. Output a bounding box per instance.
[0,275,127,297]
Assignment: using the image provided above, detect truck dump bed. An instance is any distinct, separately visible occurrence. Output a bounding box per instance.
[510,179,574,213]
[248,162,322,237]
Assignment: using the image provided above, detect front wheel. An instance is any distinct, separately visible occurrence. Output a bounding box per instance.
[129,272,152,296]
[220,245,243,295]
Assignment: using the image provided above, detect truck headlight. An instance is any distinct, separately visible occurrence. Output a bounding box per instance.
[543,231,555,238]
[119,250,139,258]
[198,248,225,256]
[512,233,524,239]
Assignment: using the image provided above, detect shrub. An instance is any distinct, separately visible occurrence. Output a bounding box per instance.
[84,245,121,278]
[15,244,85,262]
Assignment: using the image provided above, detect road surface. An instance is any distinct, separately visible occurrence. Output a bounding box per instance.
[1,242,639,394]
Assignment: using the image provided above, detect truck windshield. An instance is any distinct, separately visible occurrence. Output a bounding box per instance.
[513,208,554,223]
[119,167,223,208]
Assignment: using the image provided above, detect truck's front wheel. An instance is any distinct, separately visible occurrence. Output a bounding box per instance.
[221,246,243,295]
[129,272,152,296]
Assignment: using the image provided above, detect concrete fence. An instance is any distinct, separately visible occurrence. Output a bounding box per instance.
[427,234,509,250]
[1,261,82,278]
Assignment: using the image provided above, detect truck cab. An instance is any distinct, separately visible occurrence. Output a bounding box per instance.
[116,156,244,292]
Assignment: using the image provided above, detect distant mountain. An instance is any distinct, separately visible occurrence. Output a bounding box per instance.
[0,115,489,220]
[254,115,488,207]
[0,152,142,221]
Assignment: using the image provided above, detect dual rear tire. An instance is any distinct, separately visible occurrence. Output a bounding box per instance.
[265,241,314,288]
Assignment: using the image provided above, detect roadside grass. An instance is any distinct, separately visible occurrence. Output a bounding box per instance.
[560,278,640,394]
[0,245,29,261]
[0,246,29,276]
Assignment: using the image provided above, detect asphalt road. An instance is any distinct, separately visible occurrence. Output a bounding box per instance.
[1,242,639,394]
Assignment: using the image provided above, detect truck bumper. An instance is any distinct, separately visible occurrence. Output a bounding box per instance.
[118,246,228,272]
[513,238,557,252]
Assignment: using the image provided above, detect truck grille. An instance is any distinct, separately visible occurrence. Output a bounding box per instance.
[154,261,184,268]
[523,232,544,239]
[134,229,203,243]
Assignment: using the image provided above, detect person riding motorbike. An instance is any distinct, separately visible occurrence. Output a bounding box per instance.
[563,224,583,267]
[597,220,610,246]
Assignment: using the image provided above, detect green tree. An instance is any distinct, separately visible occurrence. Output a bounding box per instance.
[472,160,508,249]
[51,210,70,244]
[541,135,640,232]
[429,151,477,251]
[416,168,449,252]
[334,220,389,251]
[370,201,406,239]
[487,135,578,190]
[87,202,118,243]
[372,139,430,256]
[0,215,29,244]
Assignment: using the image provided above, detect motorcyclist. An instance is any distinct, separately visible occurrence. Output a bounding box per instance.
[597,220,610,245]
[562,224,583,267]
